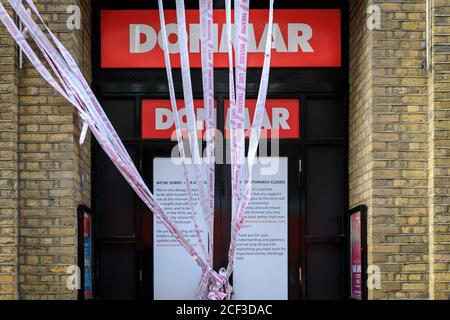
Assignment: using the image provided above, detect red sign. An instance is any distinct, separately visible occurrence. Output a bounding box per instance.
[142,99,299,139]
[224,99,299,139]
[142,99,217,139]
[101,9,341,68]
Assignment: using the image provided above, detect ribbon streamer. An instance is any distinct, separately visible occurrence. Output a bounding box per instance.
[158,0,209,268]
[226,0,275,279]
[175,0,212,239]
[0,0,222,291]
[158,0,214,296]
[199,0,216,267]
[0,0,274,300]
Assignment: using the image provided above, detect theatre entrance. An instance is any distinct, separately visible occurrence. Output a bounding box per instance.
[91,0,349,300]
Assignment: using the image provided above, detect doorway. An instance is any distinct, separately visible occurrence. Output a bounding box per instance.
[92,94,347,300]
[91,0,349,300]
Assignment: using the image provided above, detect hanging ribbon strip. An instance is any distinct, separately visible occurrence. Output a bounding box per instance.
[157,0,219,299]
[157,0,209,268]
[0,0,274,300]
[227,0,250,279]
[199,0,215,268]
[174,0,212,240]
[226,0,275,279]
[159,0,274,298]
[198,0,217,297]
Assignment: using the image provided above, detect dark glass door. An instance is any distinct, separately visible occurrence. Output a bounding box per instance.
[302,96,348,299]
[138,101,303,300]
[92,94,348,300]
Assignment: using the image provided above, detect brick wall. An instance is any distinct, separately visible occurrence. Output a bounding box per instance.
[350,0,431,300]
[0,5,19,301]
[349,0,374,274]
[428,0,450,300]
[350,0,450,299]
[76,0,92,208]
[371,0,430,300]
[0,0,91,300]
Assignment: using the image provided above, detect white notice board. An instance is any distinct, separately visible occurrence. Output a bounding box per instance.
[153,157,288,300]
[153,158,207,300]
[233,157,288,300]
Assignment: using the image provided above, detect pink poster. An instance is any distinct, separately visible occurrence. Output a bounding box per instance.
[84,212,93,299]
[350,211,362,299]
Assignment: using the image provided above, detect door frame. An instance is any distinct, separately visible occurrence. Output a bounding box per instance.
[91,0,349,300]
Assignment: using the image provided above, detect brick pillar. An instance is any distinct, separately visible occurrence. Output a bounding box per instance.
[350,0,431,299]
[75,0,92,208]
[428,0,450,300]
[349,0,375,296]
[371,0,430,299]
[0,6,19,300]
[16,0,91,300]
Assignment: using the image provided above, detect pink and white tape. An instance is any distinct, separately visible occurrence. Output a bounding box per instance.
[226,0,275,279]
[1,0,219,289]
[224,0,275,282]
[158,0,216,298]
[199,0,216,267]
[0,0,274,300]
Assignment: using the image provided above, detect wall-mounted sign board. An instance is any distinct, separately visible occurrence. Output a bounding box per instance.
[142,99,300,139]
[101,9,341,68]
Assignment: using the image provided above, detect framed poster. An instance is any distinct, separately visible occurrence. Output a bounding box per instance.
[348,205,367,300]
[77,205,95,300]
